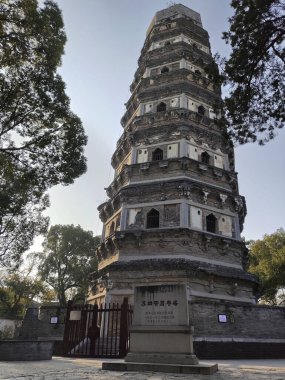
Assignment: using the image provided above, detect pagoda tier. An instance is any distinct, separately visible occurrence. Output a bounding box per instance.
[90,4,258,306]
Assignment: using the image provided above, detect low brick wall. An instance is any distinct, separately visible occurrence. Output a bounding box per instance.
[20,306,66,340]
[194,340,285,359]
[190,300,285,339]
[190,299,285,358]
[0,340,54,361]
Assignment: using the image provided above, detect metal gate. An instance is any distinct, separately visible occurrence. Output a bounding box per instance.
[62,298,132,358]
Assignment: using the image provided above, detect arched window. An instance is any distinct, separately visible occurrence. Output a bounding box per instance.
[115,216,121,230]
[146,209,160,228]
[152,148,163,161]
[109,221,115,234]
[206,214,216,233]
[165,41,171,46]
[195,69,202,76]
[161,66,169,74]
[201,151,210,165]
[198,105,206,115]
[157,102,167,112]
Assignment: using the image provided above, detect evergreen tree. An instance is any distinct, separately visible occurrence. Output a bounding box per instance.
[223,0,285,145]
[248,228,285,304]
[39,225,100,305]
[0,253,55,317]
[0,0,87,266]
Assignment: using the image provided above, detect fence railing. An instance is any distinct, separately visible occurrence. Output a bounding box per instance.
[62,298,132,358]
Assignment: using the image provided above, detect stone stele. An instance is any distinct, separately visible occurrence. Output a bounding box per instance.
[125,283,199,365]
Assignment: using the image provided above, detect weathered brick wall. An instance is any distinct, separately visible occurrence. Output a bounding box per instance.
[190,299,285,358]
[0,340,53,360]
[19,306,66,340]
[194,341,285,359]
[190,299,285,339]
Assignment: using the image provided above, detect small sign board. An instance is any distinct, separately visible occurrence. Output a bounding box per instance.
[50,316,58,324]
[70,310,81,321]
[218,314,227,323]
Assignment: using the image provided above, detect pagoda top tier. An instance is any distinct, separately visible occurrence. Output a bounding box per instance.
[146,4,203,35]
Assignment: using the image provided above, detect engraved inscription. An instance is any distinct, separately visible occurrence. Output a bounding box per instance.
[133,284,188,326]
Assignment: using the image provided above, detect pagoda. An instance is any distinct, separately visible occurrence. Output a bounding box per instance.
[90,4,258,309]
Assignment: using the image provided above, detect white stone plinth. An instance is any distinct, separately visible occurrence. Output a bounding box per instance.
[126,284,198,365]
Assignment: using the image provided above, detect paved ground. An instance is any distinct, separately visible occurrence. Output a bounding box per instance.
[0,357,284,380]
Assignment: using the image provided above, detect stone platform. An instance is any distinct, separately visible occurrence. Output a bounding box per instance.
[102,361,218,375]
[1,357,285,379]
[0,340,54,361]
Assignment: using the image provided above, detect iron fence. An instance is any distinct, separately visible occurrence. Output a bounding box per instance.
[62,298,132,358]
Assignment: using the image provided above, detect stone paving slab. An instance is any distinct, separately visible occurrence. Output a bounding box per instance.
[0,357,284,380]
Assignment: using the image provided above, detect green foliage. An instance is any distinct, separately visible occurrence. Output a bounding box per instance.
[0,0,87,267]
[0,253,53,317]
[39,225,100,306]
[248,228,285,304]
[0,274,44,317]
[0,160,49,268]
[222,0,285,145]
[0,325,14,339]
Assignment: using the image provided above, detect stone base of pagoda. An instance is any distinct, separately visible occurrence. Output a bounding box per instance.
[102,361,218,375]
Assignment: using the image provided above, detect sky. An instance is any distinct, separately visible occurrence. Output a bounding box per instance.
[35,0,285,249]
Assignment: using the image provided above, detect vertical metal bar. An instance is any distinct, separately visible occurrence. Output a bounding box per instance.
[70,310,75,355]
[114,303,119,356]
[84,306,88,355]
[70,309,75,355]
[101,303,107,356]
[76,309,80,352]
[83,307,87,355]
[88,306,91,356]
[79,308,84,355]
[110,303,115,356]
[76,307,80,355]
[90,304,98,357]
[128,305,133,353]
[105,303,110,356]
[62,301,73,355]
[81,306,86,355]
[102,301,110,353]
[85,306,90,356]
[119,298,128,358]
[96,304,102,357]
[88,305,92,356]
[74,309,79,355]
